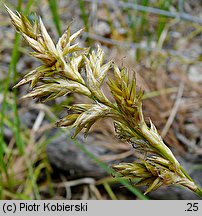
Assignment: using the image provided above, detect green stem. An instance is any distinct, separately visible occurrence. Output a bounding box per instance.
[195,187,202,198]
[48,0,62,36]
[180,166,193,182]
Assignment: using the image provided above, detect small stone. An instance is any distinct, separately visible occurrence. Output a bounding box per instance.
[94,21,111,36]
[188,64,202,82]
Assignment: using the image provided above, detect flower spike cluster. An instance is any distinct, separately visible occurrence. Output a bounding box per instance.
[6,6,202,197]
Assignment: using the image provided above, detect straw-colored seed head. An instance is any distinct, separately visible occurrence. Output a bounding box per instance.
[6,5,202,197]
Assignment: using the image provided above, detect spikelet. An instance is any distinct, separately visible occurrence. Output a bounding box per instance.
[113,156,197,195]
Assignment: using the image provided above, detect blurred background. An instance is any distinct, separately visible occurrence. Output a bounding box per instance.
[0,0,202,200]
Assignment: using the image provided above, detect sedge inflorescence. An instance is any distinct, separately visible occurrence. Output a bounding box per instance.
[6,5,202,196]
